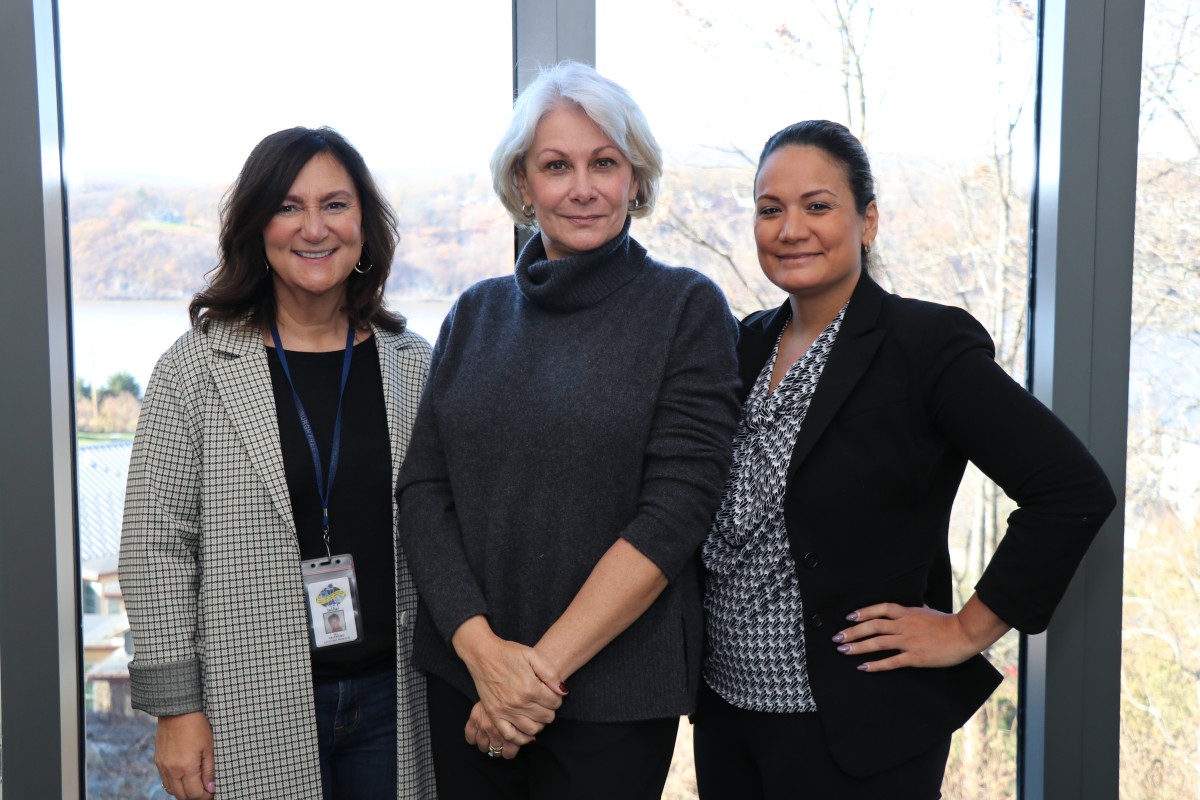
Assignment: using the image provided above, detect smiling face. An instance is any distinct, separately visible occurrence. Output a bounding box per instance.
[517,104,639,260]
[263,152,363,312]
[753,144,878,300]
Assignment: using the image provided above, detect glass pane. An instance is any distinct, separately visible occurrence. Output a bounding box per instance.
[59,2,512,796]
[1122,0,1200,796]
[599,2,1037,797]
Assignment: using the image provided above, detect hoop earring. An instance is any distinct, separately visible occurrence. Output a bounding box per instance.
[264,257,271,273]
[521,203,535,219]
[354,244,374,274]
[628,197,641,212]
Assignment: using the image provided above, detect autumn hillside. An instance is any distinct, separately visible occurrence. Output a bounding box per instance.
[67,170,514,302]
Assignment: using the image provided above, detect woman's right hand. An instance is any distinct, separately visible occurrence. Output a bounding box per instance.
[156,711,216,800]
[452,615,568,743]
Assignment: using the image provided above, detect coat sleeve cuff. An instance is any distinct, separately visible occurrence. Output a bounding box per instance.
[129,658,203,716]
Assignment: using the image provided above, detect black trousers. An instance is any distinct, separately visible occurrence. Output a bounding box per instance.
[693,681,951,800]
[427,674,678,800]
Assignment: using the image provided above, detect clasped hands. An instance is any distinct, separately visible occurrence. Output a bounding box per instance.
[829,595,1010,672]
[454,618,568,760]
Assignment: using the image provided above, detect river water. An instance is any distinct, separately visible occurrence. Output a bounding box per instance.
[72,297,453,390]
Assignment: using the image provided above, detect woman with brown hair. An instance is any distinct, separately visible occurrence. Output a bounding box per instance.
[120,126,434,799]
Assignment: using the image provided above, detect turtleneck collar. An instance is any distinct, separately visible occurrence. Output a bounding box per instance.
[514,217,646,312]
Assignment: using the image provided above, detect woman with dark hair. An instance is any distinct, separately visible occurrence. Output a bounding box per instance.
[692,120,1116,798]
[397,61,740,799]
[119,127,435,799]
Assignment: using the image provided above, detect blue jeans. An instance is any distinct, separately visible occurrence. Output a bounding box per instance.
[313,670,397,800]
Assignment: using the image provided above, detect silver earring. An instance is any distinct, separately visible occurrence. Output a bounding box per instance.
[264,257,271,273]
[354,245,374,274]
[521,203,535,219]
[628,197,641,211]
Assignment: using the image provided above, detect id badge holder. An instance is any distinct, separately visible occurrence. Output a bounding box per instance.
[301,554,363,650]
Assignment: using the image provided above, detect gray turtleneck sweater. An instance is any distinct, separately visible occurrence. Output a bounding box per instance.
[397,224,740,721]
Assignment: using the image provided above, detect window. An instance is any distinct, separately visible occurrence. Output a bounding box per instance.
[58,2,512,795]
[599,2,1038,796]
[0,1,1149,794]
[83,584,99,615]
[1121,0,1200,795]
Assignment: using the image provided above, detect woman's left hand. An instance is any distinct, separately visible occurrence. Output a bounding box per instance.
[465,701,522,760]
[831,594,1010,672]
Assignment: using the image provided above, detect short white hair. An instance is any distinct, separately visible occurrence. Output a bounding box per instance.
[490,61,663,228]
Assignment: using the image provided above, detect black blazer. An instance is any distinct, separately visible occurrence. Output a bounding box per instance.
[734,272,1115,776]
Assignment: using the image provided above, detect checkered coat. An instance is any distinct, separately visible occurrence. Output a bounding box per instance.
[118,318,436,799]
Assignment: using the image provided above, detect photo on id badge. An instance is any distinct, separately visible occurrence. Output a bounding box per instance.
[306,572,359,647]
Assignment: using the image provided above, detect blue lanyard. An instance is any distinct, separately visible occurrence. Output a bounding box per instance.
[270,321,356,559]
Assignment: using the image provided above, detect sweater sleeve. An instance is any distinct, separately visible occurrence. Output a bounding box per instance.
[617,277,742,581]
[118,349,205,716]
[923,305,1116,633]
[396,305,491,644]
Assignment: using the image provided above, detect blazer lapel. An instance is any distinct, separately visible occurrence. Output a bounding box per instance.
[206,320,297,536]
[785,273,887,483]
[374,326,422,494]
[738,300,791,401]
[376,327,401,493]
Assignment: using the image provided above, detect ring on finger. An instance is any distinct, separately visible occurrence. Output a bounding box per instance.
[487,742,504,758]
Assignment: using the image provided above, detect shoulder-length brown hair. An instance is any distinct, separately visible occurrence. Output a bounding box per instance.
[190,126,404,332]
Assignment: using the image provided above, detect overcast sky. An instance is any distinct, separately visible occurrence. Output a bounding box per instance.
[59,0,1046,186]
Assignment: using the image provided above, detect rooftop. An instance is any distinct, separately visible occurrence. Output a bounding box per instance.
[77,441,132,561]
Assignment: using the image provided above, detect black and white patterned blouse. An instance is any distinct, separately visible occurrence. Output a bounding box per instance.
[702,305,846,713]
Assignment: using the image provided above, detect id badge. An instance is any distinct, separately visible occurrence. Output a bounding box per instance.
[301,553,363,650]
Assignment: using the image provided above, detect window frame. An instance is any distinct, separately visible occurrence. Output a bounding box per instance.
[1020,0,1141,797]
[1,0,82,795]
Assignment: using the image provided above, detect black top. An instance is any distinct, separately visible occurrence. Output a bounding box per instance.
[267,335,396,682]
[397,223,742,721]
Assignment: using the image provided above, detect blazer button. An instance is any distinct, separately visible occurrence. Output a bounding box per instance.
[802,552,819,568]
[399,611,410,627]
[810,613,824,629]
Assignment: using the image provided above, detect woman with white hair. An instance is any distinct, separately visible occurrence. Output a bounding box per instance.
[397,61,741,799]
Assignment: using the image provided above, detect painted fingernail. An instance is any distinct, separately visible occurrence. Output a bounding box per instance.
[846,611,859,621]
[857,663,870,672]
[558,682,569,694]
[832,632,845,643]
[837,644,851,654]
